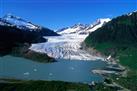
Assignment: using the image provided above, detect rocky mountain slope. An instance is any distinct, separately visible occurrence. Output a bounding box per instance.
[85,11,137,46]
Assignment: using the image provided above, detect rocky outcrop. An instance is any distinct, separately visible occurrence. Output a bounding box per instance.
[11,43,56,63]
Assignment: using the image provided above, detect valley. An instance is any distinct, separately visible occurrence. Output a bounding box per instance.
[0,8,136,91]
[30,18,111,61]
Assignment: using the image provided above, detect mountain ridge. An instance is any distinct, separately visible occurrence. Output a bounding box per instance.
[57,18,111,35]
[85,11,137,46]
[0,14,59,36]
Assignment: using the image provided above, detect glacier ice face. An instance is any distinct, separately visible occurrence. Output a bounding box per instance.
[30,34,102,60]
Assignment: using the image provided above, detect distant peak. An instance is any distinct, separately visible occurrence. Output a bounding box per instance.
[97,18,111,22]
[71,23,88,28]
[73,23,85,27]
[133,10,137,13]
[77,23,84,26]
[57,18,111,34]
[127,10,137,16]
[3,13,21,20]
[2,13,35,25]
[91,18,111,26]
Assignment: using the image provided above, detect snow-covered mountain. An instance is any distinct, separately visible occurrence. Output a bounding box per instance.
[127,10,137,16]
[1,14,40,31]
[57,18,111,35]
[57,23,88,34]
[85,18,111,33]
[0,14,59,36]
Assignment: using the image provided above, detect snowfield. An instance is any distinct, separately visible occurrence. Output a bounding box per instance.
[30,34,102,60]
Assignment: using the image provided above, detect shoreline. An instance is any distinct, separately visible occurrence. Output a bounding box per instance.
[81,42,130,90]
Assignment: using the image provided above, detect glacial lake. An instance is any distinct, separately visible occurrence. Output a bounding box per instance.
[0,56,107,84]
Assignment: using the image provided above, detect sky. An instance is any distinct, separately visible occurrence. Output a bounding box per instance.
[0,0,137,30]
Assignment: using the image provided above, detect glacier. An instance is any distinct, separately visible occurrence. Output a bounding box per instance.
[30,34,102,60]
[30,18,111,60]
